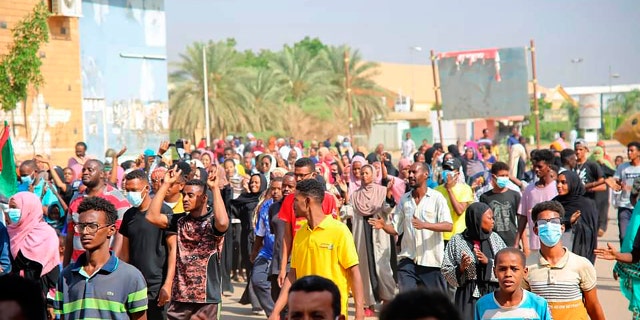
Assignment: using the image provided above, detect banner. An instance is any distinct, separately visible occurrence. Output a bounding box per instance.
[437,47,529,120]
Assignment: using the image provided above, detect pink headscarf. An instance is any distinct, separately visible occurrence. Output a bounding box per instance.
[7,192,60,276]
[351,164,387,216]
[348,156,366,196]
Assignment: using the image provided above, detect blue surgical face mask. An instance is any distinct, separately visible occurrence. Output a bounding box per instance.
[126,191,146,208]
[7,208,21,224]
[538,222,563,247]
[496,176,509,189]
[442,170,452,183]
[20,175,33,185]
[342,142,351,148]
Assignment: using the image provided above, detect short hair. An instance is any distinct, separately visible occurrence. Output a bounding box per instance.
[289,276,341,318]
[284,172,295,179]
[0,275,46,320]
[490,161,509,175]
[482,128,489,134]
[86,159,105,172]
[531,200,565,222]
[121,160,136,170]
[560,149,576,165]
[414,161,429,173]
[224,147,234,154]
[77,197,118,226]
[75,141,87,150]
[185,179,207,192]
[223,158,235,166]
[124,169,148,184]
[495,247,526,267]
[628,142,640,151]
[191,150,202,157]
[20,160,36,171]
[294,157,315,173]
[380,288,460,320]
[295,179,324,203]
[532,149,554,164]
[549,164,559,173]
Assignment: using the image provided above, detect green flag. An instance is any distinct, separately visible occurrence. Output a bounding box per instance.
[0,121,17,197]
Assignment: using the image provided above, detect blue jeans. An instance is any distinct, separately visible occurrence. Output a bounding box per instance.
[397,258,446,293]
[619,207,633,244]
[251,256,274,316]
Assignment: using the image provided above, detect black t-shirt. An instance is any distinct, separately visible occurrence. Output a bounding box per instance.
[119,204,173,294]
[479,189,521,247]
[269,200,287,276]
[575,160,603,199]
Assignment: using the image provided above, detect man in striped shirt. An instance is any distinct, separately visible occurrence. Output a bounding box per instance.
[55,197,147,319]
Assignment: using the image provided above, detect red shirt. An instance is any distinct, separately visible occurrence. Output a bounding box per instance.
[278,192,337,237]
[67,184,131,261]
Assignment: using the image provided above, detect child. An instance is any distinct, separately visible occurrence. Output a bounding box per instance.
[475,248,552,320]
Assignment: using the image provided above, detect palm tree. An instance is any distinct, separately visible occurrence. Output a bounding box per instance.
[612,89,640,115]
[323,45,388,131]
[269,46,332,105]
[169,40,252,139]
[237,68,288,134]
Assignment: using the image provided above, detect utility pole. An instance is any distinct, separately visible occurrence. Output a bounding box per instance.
[530,39,540,149]
[344,49,354,145]
[430,50,444,144]
[202,45,211,147]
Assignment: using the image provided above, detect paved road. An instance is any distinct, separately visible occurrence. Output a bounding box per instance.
[220,207,633,319]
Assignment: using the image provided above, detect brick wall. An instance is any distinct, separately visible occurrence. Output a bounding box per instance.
[0,0,83,167]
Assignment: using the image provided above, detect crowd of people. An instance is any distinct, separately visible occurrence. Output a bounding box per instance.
[1,128,640,320]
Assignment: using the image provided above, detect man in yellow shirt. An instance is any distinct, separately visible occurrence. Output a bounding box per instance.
[435,158,474,242]
[270,179,364,320]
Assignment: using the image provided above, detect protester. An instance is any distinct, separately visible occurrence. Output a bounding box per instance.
[379,288,461,320]
[442,202,506,318]
[475,248,552,320]
[146,166,229,319]
[524,200,605,320]
[270,179,364,319]
[54,197,148,319]
[479,162,521,247]
[588,145,616,236]
[287,275,345,320]
[370,162,452,293]
[0,275,48,320]
[401,132,416,160]
[613,142,640,243]
[436,158,473,245]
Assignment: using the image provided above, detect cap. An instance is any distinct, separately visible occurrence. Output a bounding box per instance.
[144,149,155,157]
[596,141,605,148]
[574,139,588,150]
[443,158,461,171]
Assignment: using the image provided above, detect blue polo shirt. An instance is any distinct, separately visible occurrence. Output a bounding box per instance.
[254,199,274,260]
[54,252,148,319]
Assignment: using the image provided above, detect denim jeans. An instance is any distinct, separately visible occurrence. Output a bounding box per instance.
[251,256,274,316]
[618,207,633,244]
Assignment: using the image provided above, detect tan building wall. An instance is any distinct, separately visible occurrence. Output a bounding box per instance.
[0,0,82,166]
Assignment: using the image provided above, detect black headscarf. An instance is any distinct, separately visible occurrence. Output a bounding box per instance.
[383,152,399,177]
[462,202,496,287]
[366,152,379,164]
[424,147,436,164]
[553,170,598,263]
[447,144,461,158]
[232,173,268,206]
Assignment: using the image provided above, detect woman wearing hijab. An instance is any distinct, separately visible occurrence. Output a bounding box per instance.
[442,202,506,319]
[348,155,367,198]
[423,147,440,188]
[589,146,616,237]
[553,170,598,263]
[231,173,268,313]
[7,192,60,318]
[448,144,467,177]
[342,164,396,316]
[463,141,487,184]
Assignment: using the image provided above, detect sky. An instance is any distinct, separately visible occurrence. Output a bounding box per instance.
[166,0,640,88]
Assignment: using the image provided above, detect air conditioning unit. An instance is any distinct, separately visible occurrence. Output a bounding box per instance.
[52,0,82,17]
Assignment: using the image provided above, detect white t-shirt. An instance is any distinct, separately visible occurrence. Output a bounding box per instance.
[614,162,640,209]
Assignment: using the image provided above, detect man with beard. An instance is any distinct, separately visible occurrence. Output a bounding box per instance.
[63,159,130,266]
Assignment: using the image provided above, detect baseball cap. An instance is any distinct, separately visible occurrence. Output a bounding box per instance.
[144,149,155,157]
[443,158,461,171]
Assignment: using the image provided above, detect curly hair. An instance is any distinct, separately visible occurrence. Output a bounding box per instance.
[77,196,118,226]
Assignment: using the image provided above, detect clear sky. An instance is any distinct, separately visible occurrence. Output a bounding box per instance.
[166,0,639,88]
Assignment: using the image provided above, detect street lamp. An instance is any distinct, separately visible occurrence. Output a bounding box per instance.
[607,65,621,138]
[570,58,583,86]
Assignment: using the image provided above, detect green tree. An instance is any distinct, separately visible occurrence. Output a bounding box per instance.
[323,45,387,131]
[292,36,327,58]
[169,40,253,139]
[0,1,49,138]
[237,68,288,133]
[269,45,332,105]
[611,89,640,115]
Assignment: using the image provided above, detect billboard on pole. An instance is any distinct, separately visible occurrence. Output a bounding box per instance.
[437,47,529,120]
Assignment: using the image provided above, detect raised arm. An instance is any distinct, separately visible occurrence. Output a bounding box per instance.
[207,165,229,233]
[146,169,177,229]
[110,147,127,186]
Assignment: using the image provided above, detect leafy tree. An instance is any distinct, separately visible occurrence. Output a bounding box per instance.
[292,36,327,58]
[237,68,288,133]
[611,89,640,115]
[0,1,49,116]
[323,45,387,131]
[169,40,252,139]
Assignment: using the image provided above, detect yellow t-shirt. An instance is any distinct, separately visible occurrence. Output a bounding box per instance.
[435,184,474,240]
[290,216,359,316]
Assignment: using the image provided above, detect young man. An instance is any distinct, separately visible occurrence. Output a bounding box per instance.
[117,170,176,319]
[435,158,473,243]
[146,166,229,319]
[475,248,551,320]
[287,275,345,320]
[516,150,557,256]
[63,159,131,266]
[613,141,640,243]
[480,162,521,247]
[54,197,148,319]
[269,173,296,304]
[250,177,285,317]
[401,132,416,159]
[477,128,493,147]
[278,158,337,286]
[270,179,364,320]
[523,201,605,320]
[380,288,460,320]
[370,162,453,293]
